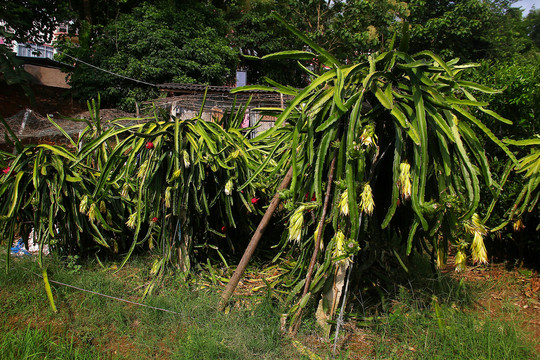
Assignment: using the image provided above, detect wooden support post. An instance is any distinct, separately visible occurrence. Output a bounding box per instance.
[218,166,294,311]
[291,153,337,334]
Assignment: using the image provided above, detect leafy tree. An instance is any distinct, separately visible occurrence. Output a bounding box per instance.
[407,0,499,61]
[525,8,540,48]
[58,1,238,110]
[224,0,307,86]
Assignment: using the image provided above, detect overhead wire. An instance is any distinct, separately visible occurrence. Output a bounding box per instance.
[61,52,157,87]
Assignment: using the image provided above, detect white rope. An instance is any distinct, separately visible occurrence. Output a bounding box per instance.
[61,52,157,87]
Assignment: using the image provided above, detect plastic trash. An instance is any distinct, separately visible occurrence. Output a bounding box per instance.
[10,238,31,256]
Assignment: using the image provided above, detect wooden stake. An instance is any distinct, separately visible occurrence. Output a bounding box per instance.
[291,153,337,334]
[218,166,294,311]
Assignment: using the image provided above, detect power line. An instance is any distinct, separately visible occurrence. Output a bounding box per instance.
[61,52,157,87]
[32,270,184,316]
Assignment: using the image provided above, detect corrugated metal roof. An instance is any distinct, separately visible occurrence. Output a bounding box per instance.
[158,83,233,93]
[157,83,281,94]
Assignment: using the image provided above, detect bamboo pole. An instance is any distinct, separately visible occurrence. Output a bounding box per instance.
[291,153,337,334]
[218,166,294,311]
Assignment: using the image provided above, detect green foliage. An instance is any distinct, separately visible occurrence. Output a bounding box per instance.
[0,0,71,44]
[471,53,540,138]
[0,97,270,291]
[58,1,238,111]
[231,16,522,326]
[407,0,496,60]
[225,0,308,86]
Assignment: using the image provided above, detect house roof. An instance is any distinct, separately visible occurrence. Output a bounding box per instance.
[157,82,284,94]
[158,83,233,93]
[15,56,74,70]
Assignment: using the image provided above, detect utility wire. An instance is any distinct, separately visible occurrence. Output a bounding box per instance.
[1,257,183,317]
[31,271,184,316]
[61,52,157,87]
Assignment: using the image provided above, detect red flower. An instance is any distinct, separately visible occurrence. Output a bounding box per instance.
[311,193,317,201]
[251,197,260,205]
[221,225,227,233]
[151,217,158,223]
[146,142,154,149]
[2,167,10,174]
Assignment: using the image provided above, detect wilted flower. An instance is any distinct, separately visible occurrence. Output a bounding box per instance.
[165,187,172,208]
[183,150,191,168]
[171,168,181,181]
[79,195,89,214]
[339,189,349,216]
[455,248,467,272]
[126,212,137,229]
[465,213,488,265]
[121,183,130,197]
[137,160,148,178]
[314,223,324,250]
[360,183,374,215]
[398,162,411,200]
[471,231,488,265]
[99,201,106,214]
[332,231,351,266]
[359,123,377,148]
[88,203,98,222]
[513,219,525,232]
[288,206,305,243]
[225,179,234,195]
[149,234,154,250]
[146,141,154,149]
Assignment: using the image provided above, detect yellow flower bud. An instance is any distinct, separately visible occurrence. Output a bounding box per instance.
[398,162,411,200]
[171,168,181,180]
[339,189,349,216]
[121,183,130,197]
[99,200,106,214]
[332,231,351,266]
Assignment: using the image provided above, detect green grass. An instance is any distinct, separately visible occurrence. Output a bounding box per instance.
[0,256,294,359]
[366,276,539,360]
[1,255,538,360]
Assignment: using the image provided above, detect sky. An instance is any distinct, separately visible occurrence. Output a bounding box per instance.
[513,0,539,15]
